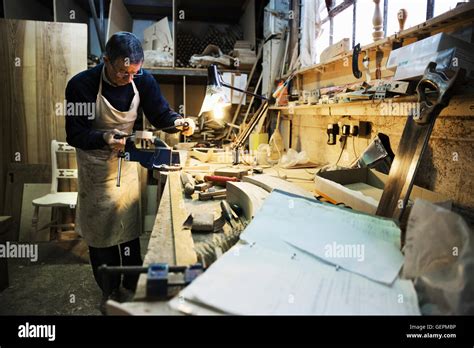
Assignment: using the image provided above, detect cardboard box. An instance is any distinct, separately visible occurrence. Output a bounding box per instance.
[314,168,450,215]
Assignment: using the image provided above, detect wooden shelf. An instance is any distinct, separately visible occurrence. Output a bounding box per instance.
[269,94,474,118]
[146,67,251,76]
[146,67,252,84]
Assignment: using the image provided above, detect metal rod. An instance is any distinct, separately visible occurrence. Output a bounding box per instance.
[426,0,435,20]
[99,0,104,42]
[88,0,106,53]
[352,0,357,48]
[221,82,269,101]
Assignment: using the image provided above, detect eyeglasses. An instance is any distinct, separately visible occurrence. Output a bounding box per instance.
[110,63,143,79]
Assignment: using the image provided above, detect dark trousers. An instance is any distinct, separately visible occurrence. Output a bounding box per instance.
[89,238,143,296]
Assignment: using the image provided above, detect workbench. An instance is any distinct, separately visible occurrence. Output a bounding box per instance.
[105,158,318,315]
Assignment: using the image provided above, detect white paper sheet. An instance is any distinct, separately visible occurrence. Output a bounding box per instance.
[174,242,419,315]
[169,190,418,315]
[241,190,403,284]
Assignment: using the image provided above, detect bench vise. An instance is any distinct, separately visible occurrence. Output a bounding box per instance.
[115,137,181,187]
[98,263,204,300]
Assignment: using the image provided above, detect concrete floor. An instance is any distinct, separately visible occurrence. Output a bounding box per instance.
[0,234,150,316]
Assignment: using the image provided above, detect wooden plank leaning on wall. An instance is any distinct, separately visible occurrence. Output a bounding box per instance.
[0,19,87,216]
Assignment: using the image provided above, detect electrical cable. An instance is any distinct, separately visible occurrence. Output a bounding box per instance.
[335,136,347,166]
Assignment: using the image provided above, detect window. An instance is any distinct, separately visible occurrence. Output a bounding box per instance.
[332,5,353,44]
[434,0,468,17]
[355,0,376,47]
[386,0,427,36]
[315,0,464,64]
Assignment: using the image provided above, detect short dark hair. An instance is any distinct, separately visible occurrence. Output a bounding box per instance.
[105,31,144,65]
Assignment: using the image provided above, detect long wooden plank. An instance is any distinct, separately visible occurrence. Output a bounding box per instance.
[0,19,86,214]
[169,171,197,265]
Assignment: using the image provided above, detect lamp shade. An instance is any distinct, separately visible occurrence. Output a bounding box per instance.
[199,65,231,116]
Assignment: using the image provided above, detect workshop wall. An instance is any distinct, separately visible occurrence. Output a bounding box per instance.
[291,104,474,223]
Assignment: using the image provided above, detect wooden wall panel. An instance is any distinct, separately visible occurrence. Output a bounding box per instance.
[0,19,87,214]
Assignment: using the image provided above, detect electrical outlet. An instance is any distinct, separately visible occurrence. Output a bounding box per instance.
[327,123,339,145]
[341,124,351,136]
[357,121,371,137]
[350,125,359,136]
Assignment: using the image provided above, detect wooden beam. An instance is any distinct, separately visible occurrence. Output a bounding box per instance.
[169,171,197,265]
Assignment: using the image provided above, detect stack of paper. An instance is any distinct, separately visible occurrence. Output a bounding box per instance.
[170,190,420,315]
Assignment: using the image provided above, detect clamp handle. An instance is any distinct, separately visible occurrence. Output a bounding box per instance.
[113,133,133,139]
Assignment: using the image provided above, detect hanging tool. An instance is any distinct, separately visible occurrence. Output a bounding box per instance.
[376,63,463,221]
[352,43,362,79]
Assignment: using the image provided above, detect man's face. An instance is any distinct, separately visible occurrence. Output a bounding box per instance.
[104,56,143,86]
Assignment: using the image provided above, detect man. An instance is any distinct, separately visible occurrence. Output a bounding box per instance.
[65,32,195,313]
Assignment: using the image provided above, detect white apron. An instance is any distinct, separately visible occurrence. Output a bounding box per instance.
[75,71,141,248]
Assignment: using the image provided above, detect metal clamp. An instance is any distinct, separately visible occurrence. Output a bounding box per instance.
[413,62,461,124]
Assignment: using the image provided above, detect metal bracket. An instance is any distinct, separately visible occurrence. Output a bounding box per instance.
[374,85,388,101]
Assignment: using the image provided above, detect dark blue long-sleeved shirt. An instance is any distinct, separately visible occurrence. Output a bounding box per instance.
[65,63,180,150]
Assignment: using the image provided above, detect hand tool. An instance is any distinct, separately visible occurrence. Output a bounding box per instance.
[220,201,237,229]
[157,121,190,132]
[204,175,239,185]
[376,63,463,221]
[113,120,189,140]
[113,133,134,139]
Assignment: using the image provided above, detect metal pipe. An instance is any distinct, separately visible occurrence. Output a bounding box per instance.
[99,0,104,41]
[352,0,357,48]
[426,0,435,20]
[88,0,106,54]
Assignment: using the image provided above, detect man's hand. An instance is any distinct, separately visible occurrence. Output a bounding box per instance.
[174,118,196,137]
[103,129,127,151]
